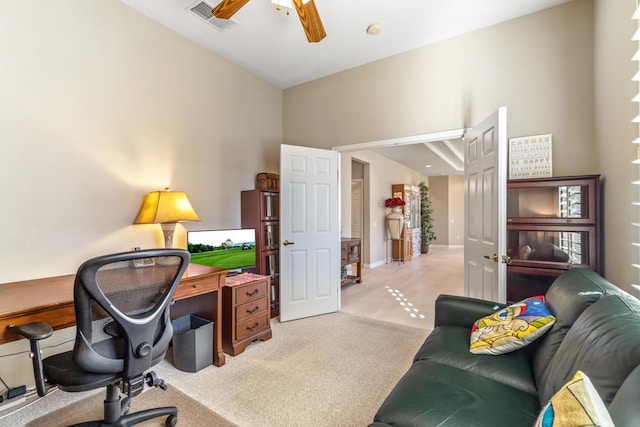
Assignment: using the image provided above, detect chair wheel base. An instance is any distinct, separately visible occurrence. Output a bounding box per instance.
[165,414,178,426]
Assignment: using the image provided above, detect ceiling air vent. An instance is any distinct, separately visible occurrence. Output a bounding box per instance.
[189,1,238,32]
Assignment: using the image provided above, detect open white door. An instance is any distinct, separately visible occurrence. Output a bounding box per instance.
[280,144,340,322]
[464,107,508,303]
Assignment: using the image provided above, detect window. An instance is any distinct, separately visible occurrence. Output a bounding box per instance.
[632,1,640,293]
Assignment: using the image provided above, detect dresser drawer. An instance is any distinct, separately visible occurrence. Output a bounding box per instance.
[174,275,220,300]
[235,280,268,305]
[235,297,269,322]
[236,312,270,341]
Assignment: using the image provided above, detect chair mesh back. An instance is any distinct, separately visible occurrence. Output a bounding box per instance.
[73,251,188,376]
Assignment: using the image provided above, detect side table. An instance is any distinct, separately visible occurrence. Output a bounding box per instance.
[222,273,272,356]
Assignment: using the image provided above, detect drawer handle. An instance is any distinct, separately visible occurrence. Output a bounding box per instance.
[246,322,260,331]
[192,284,197,288]
[247,306,260,314]
[246,289,260,297]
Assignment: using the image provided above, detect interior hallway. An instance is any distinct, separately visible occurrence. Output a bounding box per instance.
[340,245,464,331]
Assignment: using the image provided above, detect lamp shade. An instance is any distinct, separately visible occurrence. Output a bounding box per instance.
[133,189,201,224]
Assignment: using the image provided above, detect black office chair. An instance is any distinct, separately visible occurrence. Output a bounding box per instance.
[11,248,190,426]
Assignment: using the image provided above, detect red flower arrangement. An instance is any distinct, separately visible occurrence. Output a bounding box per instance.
[385,197,406,208]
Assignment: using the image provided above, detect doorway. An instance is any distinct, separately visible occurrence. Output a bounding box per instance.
[348,158,370,266]
[333,129,465,270]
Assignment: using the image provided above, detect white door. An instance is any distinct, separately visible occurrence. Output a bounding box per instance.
[280,144,340,322]
[351,179,363,239]
[464,107,508,303]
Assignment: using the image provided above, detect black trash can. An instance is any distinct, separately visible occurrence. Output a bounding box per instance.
[171,315,213,372]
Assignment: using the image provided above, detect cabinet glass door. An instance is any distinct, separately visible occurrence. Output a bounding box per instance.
[263,223,280,249]
[262,193,279,220]
[507,226,595,270]
[264,251,280,276]
[507,178,596,224]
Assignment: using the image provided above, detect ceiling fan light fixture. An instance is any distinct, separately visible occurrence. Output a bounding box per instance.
[366,23,383,36]
[272,0,293,12]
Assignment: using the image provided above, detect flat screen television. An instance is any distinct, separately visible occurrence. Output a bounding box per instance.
[187,229,256,275]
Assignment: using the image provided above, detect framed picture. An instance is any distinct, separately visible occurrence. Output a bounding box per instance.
[508,134,552,180]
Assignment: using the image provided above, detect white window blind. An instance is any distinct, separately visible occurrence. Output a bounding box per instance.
[632,1,640,294]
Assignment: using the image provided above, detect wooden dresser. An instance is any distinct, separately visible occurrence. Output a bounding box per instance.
[221,273,272,356]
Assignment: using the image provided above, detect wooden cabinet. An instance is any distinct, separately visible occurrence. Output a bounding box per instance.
[341,238,362,286]
[391,184,421,261]
[222,273,272,356]
[506,175,601,302]
[241,189,280,318]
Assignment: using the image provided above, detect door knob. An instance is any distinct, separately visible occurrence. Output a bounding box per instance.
[483,254,499,262]
[283,240,295,246]
[502,255,512,265]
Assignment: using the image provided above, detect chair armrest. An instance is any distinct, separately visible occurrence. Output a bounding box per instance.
[434,295,506,328]
[10,322,53,341]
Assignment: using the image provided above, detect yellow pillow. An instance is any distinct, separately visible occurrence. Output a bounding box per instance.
[470,295,556,355]
[518,244,532,259]
[535,371,614,427]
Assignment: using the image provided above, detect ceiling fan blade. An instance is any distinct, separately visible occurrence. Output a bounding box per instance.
[293,0,326,43]
[212,0,250,19]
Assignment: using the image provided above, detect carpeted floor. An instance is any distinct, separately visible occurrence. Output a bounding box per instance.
[155,311,429,426]
[25,385,234,426]
[0,311,429,427]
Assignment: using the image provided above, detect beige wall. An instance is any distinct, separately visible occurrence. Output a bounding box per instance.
[429,176,464,246]
[0,1,282,283]
[448,176,464,245]
[285,0,597,179]
[286,0,598,268]
[594,0,637,292]
[429,176,449,245]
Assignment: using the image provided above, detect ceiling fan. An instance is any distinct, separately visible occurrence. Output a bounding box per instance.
[212,0,326,43]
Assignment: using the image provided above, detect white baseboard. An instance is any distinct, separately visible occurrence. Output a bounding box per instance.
[364,259,386,269]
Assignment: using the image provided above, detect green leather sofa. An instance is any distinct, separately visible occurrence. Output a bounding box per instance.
[371,268,640,426]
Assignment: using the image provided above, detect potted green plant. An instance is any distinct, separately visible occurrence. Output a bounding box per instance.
[418,182,436,253]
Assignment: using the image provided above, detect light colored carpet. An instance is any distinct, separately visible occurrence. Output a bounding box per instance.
[25,385,234,427]
[0,312,429,427]
[155,311,429,427]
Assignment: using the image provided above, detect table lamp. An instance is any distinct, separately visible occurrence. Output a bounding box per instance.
[133,188,201,248]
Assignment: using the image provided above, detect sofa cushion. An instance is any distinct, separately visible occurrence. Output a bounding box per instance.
[434,294,506,329]
[533,269,617,387]
[470,295,555,355]
[414,325,537,395]
[373,360,540,427]
[608,365,640,427]
[535,371,614,427]
[537,294,640,406]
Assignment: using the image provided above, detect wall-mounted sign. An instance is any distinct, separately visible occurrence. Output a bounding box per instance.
[508,134,552,180]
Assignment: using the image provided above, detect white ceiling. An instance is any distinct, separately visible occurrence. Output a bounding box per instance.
[121,0,572,176]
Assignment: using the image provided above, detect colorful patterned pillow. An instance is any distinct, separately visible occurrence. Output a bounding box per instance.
[535,371,614,427]
[469,295,556,355]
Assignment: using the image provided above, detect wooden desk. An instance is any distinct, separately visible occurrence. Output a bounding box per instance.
[0,263,227,367]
